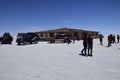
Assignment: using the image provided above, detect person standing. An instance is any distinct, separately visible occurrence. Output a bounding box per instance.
[112,35,116,44]
[99,34,103,45]
[107,34,112,47]
[81,34,88,56]
[117,34,120,43]
[87,34,93,56]
[66,35,72,44]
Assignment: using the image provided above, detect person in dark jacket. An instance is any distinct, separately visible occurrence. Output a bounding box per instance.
[81,35,88,55]
[87,34,93,56]
[112,35,116,44]
[66,35,72,44]
[99,34,103,45]
[107,34,112,47]
[117,34,120,43]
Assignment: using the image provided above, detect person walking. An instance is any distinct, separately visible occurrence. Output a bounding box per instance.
[87,34,93,56]
[81,34,88,56]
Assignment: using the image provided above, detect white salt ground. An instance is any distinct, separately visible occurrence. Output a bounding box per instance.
[0,37,120,80]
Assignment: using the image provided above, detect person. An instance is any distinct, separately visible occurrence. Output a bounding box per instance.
[107,34,112,47]
[66,35,72,44]
[87,34,93,56]
[81,34,88,55]
[117,34,120,43]
[99,34,103,45]
[112,35,116,44]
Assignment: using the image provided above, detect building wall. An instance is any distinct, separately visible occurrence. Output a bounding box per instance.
[37,32,98,40]
[35,28,99,40]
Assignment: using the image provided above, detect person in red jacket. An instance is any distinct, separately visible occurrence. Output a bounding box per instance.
[81,34,88,56]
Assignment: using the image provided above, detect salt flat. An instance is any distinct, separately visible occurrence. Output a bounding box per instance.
[0,37,120,80]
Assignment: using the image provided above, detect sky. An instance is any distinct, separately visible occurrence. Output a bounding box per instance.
[0,0,120,36]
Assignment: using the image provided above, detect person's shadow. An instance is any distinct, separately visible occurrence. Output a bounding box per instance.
[79,53,93,57]
[79,53,88,57]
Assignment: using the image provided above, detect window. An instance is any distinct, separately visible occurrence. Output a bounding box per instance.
[96,32,98,36]
[49,33,54,37]
[92,32,94,36]
[40,33,43,37]
[74,32,78,37]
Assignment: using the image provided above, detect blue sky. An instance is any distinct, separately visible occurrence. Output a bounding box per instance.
[0,0,120,36]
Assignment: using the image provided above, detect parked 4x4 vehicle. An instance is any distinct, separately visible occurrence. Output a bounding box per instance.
[1,32,13,44]
[16,33,39,45]
[49,34,71,43]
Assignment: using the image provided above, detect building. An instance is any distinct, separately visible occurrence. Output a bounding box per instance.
[34,27,99,40]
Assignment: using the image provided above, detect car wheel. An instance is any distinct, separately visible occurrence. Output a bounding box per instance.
[18,43,20,45]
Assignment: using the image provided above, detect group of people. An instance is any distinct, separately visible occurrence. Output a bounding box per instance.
[80,34,93,56]
[107,34,120,47]
[98,34,120,47]
[80,34,120,57]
